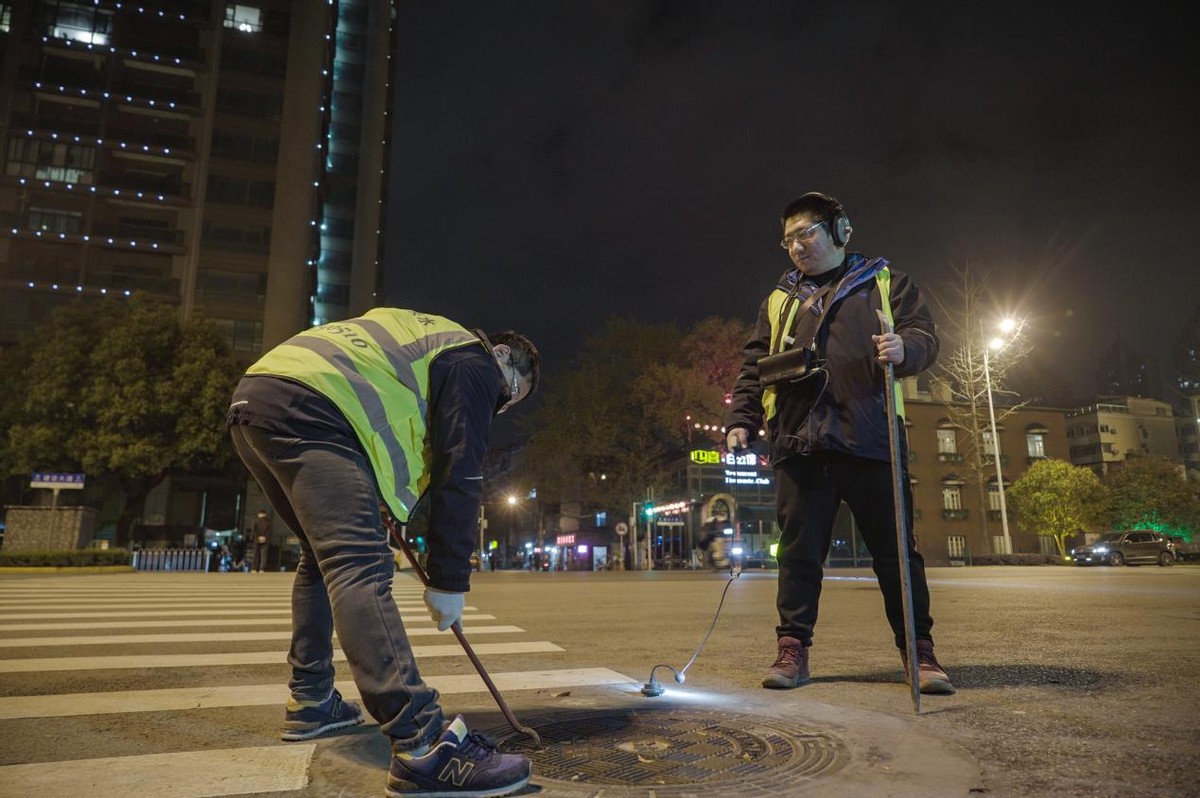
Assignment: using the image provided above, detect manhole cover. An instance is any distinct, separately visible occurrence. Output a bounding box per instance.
[488,709,846,795]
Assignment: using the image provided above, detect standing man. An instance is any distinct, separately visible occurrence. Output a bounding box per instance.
[228,308,539,797]
[252,509,271,572]
[725,192,953,695]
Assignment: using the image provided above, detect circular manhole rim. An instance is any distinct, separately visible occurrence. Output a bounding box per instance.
[487,707,847,796]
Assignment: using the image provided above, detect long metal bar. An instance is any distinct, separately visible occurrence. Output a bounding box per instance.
[877,310,921,714]
[381,514,541,746]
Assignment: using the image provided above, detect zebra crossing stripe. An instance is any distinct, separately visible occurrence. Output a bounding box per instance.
[0,641,564,673]
[0,614,498,632]
[0,668,637,720]
[0,600,430,610]
[0,626,526,647]
[0,744,315,797]
[0,607,476,620]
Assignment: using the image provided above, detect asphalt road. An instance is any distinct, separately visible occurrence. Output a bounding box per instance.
[0,564,1196,797]
[464,564,1200,797]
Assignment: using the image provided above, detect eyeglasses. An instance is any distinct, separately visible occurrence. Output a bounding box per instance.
[779,220,825,250]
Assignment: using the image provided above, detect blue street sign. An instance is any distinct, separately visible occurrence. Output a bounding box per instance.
[30,473,86,490]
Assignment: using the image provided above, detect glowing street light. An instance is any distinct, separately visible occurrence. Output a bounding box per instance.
[982,318,1023,555]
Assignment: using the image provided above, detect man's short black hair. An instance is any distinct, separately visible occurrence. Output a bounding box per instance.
[488,331,540,396]
[780,192,843,230]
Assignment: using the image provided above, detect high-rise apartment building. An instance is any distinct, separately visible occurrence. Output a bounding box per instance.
[0,0,393,360]
[0,1,394,550]
[1094,336,1164,401]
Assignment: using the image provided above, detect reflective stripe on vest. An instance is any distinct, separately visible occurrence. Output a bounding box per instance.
[245,309,481,521]
[760,268,901,422]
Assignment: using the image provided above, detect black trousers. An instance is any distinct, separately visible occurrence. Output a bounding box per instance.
[774,450,934,649]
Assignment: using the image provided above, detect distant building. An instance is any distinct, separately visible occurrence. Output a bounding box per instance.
[0,0,392,356]
[900,380,1070,564]
[1095,336,1164,401]
[0,0,394,541]
[1176,394,1200,474]
[1066,396,1179,474]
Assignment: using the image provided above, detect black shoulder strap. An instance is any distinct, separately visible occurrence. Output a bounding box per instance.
[777,283,834,350]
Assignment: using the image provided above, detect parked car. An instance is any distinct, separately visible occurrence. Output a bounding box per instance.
[1070,530,1176,567]
[1167,536,1200,562]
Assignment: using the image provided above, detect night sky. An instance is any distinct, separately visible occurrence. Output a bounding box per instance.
[385,2,1198,407]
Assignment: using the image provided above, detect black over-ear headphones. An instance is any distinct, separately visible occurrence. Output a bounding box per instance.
[799,191,852,247]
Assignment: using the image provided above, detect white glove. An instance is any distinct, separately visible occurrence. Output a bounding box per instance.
[423,588,465,631]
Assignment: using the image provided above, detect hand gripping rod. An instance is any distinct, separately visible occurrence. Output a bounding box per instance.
[382,513,542,746]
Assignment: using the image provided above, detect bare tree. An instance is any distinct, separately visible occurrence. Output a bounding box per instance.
[927,267,1031,551]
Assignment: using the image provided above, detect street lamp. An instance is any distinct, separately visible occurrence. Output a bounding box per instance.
[982,318,1022,555]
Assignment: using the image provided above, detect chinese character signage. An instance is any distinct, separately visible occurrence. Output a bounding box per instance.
[30,473,86,490]
[689,451,771,486]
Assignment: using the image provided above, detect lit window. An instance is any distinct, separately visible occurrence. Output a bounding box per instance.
[988,482,1003,511]
[1026,433,1045,458]
[224,4,262,33]
[937,428,957,454]
[2,5,13,33]
[947,536,966,559]
[941,484,962,510]
[48,2,112,45]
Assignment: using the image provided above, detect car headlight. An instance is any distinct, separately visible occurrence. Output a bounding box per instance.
[1093,546,1108,554]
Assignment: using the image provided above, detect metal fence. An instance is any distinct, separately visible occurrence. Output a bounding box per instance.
[131,548,212,572]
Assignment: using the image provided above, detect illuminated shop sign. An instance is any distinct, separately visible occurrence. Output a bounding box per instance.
[725,468,771,486]
[689,450,771,486]
[690,450,769,467]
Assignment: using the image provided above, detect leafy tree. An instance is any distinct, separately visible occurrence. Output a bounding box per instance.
[927,266,1030,551]
[1102,456,1200,541]
[521,318,683,514]
[635,316,751,449]
[2,294,243,542]
[519,315,750,525]
[1006,458,1106,559]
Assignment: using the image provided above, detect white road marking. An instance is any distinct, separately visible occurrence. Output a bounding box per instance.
[0,614,497,632]
[0,641,564,673]
[0,744,314,797]
[0,668,637,719]
[0,626,525,647]
[0,607,476,620]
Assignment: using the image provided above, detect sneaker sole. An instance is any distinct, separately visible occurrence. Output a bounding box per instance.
[384,772,531,798]
[280,714,366,741]
[761,674,810,689]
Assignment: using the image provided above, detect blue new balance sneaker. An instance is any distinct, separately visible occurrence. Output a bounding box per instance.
[386,716,532,797]
[281,688,365,741]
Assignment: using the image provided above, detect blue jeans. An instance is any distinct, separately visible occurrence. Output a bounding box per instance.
[229,423,444,750]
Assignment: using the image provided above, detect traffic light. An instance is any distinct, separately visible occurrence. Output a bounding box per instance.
[644,505,655,518]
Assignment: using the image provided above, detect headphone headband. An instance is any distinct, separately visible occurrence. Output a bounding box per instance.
[793,192,851,247]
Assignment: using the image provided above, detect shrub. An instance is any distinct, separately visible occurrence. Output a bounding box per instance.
[967,553,1066,566]
[0,549,132,567]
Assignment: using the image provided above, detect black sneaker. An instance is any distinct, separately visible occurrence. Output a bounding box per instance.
[281,688,365,741]
[386,716,531,798]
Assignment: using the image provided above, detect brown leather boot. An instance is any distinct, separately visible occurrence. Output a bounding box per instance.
[900,639,955,694]
[762,636,810,689]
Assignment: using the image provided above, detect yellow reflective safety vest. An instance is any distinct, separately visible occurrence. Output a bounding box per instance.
[761,267,903,424]
[245,309,483,521]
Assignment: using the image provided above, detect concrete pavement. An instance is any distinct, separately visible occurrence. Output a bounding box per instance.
[0,565,1195,796]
